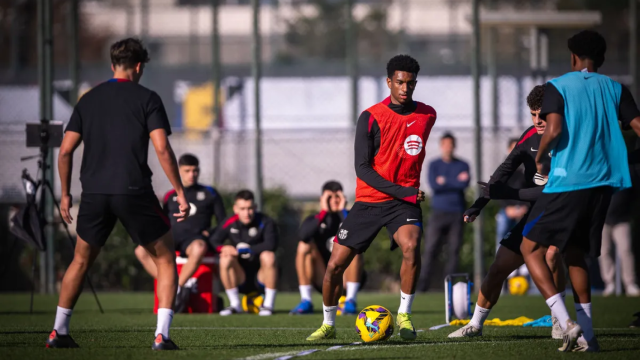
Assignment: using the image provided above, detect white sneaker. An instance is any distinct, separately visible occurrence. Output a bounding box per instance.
[573,335,600,352]
[219,306,243,316]
[558,319,583,352]
[258,307,273,316]
[602,284,615,297]
[551,317,563,339]
[447,324,482,338]
[625,284,640,297]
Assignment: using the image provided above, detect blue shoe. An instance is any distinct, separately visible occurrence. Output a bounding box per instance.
[343,299,357,315]
[290,299,314,315]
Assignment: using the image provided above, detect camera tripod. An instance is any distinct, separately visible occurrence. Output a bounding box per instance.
[20,150,103,314]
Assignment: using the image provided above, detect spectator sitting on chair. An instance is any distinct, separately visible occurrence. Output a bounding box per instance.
[135,153,226,312]
[210,190,279,316]
[418,132,470,292]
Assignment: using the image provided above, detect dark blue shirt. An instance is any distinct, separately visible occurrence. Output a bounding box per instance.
[428,157,470,213]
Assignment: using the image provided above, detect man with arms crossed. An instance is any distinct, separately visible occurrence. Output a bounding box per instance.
[521,30,640,352]
[307,55,436,341]
[47,38,188,350]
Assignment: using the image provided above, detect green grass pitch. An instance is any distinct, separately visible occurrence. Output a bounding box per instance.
[0,292,638,359]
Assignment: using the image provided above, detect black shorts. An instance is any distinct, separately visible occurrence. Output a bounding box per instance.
[77,193,170,247]
[238,257,264,294]
[522,186,613,257]
[175,234,210,258]
[499,212,529,256]
[335,200,423,253]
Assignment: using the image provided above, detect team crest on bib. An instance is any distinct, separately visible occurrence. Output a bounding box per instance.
[248,227,258,237]
[404,135,423,156]
[338,229,348,240]
[197,191,205,201]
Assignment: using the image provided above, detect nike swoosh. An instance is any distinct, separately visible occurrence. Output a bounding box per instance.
[324,310,331,312]
[531,148,538,152]
[407,121,416,127]
[407,218,418,221]
[550,301,557,307]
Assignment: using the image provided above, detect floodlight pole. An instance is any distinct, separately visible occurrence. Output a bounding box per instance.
[69,0,79,105]
[630,0,638,100]
[471,0,484,292]
[487,0,498,134]
[252,0,264,209]
[346,0,358,125]
[38,0,55,294]
[211,0,221,186]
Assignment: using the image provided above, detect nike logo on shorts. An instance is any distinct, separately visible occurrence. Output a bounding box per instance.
[407,121,416,127]
[531,147,538,152]
[407,218,418,222]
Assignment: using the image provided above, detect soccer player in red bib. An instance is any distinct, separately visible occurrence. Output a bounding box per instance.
[307,55,436,341]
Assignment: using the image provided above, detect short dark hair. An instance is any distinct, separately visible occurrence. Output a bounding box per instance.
[526,85,545,111]
[441,132,456,146]
[178,153,199,167]
[235,189,255,202]
[110,38,150,69]
[567,30,606,69]
[386,55,420,78]
[322,180,343,193]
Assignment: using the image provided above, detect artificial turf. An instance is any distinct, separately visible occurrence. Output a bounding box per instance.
[0,292,638,359]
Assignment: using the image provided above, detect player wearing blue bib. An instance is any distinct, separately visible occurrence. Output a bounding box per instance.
[521,31,640,353]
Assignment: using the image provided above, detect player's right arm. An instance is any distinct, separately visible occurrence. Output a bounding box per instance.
[354,111,420,203]
[58,107,83,224]
[147,92,189,222]
[464,136,525,222]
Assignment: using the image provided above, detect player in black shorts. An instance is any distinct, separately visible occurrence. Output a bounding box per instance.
[134,154,226,312]
[448,85,565,339]
[210,190,279,316]
[47,38,187,350]
[308,55,436,341]
[290,181,364,315]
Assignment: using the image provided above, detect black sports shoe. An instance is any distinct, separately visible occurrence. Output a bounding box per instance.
[152,334,179,350]
[46,330,79,348]
[174,287,191,313]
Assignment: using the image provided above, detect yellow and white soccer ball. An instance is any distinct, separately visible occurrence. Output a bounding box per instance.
[336,295,346,316]
[355,305,394,342]
[242,292,264,313]
[508,276,529,296]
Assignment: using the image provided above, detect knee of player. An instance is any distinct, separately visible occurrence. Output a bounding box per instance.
[325,259,346,278]
[545,246,561,266]
[401,240,420,257]
[190,240,208,257]
[296,241,311,256]
[259,251,277,267]
[487,262,509,280]
[134,245,148,260]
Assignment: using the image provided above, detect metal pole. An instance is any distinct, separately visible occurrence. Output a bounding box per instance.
[38,0,55,294]
[540,31,549,82]
[140,0,149,38]
[471,0,484,292]
[487,0,498,134]
[346,0,358,125]
[69,0,79,105]
[529,26,539,84]
[212,0,222,186]
[630,0,638,100]
[251,0,263,208]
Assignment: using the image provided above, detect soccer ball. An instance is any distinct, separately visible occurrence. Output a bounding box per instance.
[452,281,470,319]
[508,276,529,296]
[242,291,264,313]
[355,305,394,342]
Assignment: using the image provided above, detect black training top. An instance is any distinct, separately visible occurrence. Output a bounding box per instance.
[65,79,172,195]
[298,209,348,250]
[469,125,551,212]
[210,213,278,258]
[163,184,226,239]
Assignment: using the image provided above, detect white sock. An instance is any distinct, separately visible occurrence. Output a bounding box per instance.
[551,290,567,319]
[53,306,73,335]
[469,303,491,329]
[398,291,415,314]
[155,308,174,339]
[299,285,312,302]
[225,287,241,310]
[546,293,570,330]
[345,282,360,302]
[323,304,337,326]
[575,303,594,341]
[263,288,277,309]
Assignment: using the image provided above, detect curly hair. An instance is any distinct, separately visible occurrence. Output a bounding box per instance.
[526,85,545,111]
[386,55,420,78]
[567,30,606,69]
[110,38,150,69]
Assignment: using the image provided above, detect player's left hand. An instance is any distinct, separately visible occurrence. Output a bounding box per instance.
[60,194,73,224]
[416,190,426,202]
[535,160,549,177]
